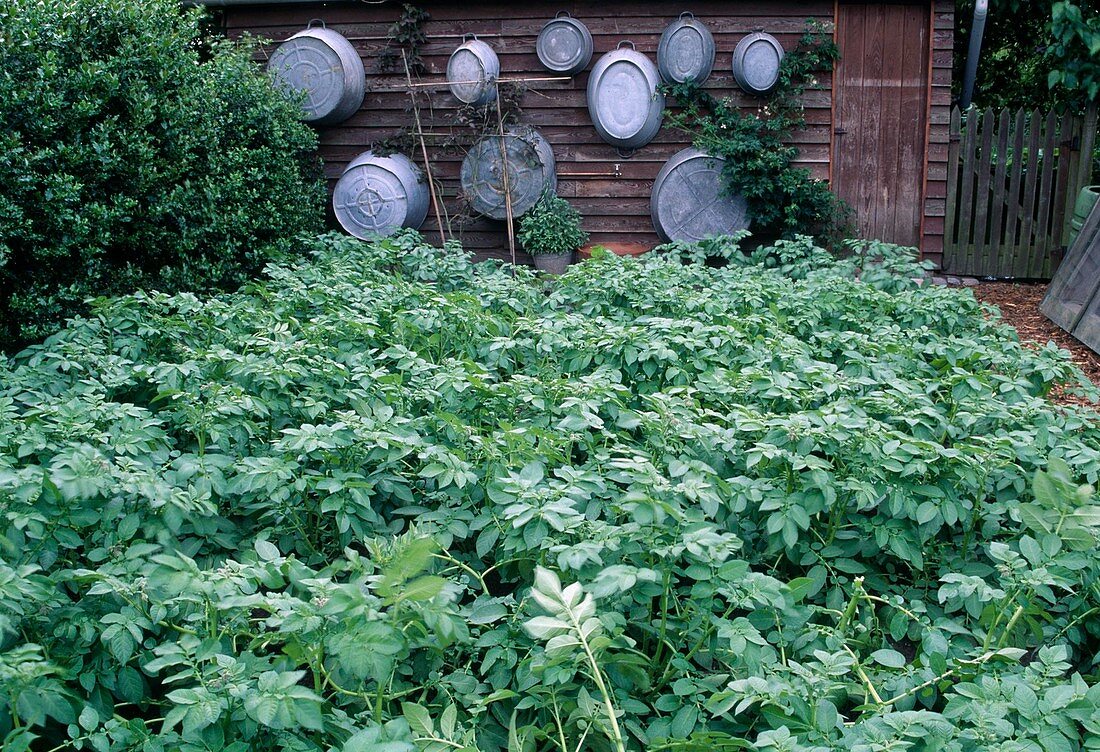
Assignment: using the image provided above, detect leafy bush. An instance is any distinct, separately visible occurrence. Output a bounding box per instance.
[517,191,589,256]
[0,0,325,351]
[664,24,849,242]
[2,231,1100,751]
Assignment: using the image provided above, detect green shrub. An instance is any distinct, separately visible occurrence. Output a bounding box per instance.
[517,191,589,256]
[3,231,1100,750]
[0,0,325,351]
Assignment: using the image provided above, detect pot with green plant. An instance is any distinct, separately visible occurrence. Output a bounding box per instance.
[517,190,589,274]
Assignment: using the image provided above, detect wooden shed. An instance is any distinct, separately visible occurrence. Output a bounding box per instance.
[210,0,953,267]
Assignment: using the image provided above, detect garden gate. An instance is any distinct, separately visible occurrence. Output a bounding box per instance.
[942,104,1098,279]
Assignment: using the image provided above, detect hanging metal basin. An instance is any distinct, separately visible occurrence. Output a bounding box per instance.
[536,12,594,76]
[651,147,751,243]
[657,12,716,85]
[447,35,500,106]
[333,151,429,239]
[267,23,365,126]
[460,126,557,220]
[732,32,785,96]
[587,42,665,151]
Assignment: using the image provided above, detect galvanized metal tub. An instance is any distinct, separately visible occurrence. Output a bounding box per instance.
[333,152,429,239]
[267,24,365,126]
[732,32,785,96]
[537,12,593,76]
[587,42,665,152]
[447,35,500,106]
[460,126,557,220]
[651,147,750,243]
[657,12,715,84]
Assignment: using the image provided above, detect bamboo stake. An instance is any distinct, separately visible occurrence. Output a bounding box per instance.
[405,75,571,88]
[403,50,448,246]
[494,89,517,269]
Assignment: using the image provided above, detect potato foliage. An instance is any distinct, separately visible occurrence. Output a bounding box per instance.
[2,232,1100,751]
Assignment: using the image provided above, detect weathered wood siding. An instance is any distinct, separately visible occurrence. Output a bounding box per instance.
[221,0,949,265]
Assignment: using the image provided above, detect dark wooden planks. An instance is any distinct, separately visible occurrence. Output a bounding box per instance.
[943,104,1095,278]
[832,2,930,249]
[222,0,947,259]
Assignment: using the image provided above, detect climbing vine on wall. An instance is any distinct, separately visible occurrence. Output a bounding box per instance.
[378,3,430,75]
[663,22,849,243]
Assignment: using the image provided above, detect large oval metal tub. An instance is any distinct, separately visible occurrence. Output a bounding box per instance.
[447,36,500,106]
[587,43,665,151]
[461,126,556,220]
[537,12,593,76]
[267,25,365,126]
[657,13,715,85]
[651,148,751,243]
[732,32,785,96]
[333,152,429,239]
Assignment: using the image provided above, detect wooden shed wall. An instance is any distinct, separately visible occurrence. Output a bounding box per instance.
[924,0,954,266]
[222,0,950,266]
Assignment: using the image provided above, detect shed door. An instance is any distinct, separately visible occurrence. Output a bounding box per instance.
[833,3,930,246]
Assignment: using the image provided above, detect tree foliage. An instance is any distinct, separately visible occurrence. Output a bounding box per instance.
[0,0,326,352]
[955,0,1099,110]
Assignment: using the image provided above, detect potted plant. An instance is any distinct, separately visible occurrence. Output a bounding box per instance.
[517,190,589,274]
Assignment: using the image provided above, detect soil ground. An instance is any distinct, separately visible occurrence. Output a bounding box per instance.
[971,282,1100,408]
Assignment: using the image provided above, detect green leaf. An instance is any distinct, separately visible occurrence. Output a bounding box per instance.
[402,702,434,737]
[254,539,280,561]
[870,649,907,668]
[397,575,446,603]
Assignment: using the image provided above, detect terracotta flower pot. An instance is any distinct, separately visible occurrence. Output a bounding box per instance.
[578,242,652,260]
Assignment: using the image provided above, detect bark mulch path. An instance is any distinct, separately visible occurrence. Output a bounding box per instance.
[970,282,1100,408]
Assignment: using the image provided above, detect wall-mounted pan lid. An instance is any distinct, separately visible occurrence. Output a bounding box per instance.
[732,32,785,96]
[267,24,365,125]
[587,42,665,151]
[537,12,594,76]
[461,127,557,220]
[333,152,428,239]
[657,12,716,84]
[447,36,500,106]
[651,147,751,243]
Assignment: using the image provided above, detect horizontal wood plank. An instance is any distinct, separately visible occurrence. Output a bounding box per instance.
[224,0,947,258]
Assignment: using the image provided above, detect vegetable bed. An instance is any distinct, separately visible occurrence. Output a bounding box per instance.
[3,232,1100,751]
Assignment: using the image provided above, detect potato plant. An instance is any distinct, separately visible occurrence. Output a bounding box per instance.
[2,232,1100,751]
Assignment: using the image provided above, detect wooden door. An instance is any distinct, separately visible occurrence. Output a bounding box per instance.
[833,3,930,247]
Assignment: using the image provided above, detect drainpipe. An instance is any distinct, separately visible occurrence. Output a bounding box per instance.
[960,0,990,109]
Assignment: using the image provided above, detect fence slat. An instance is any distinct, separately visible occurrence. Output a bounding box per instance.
[956,107,980,273]
[973,108,995,274]
[1050,111,1078,265]
[944,106,961,251]
[1019,109,1043,268]
[990,108,1011,277]
[1031,109,1059,277]
[1004,108,1027,274]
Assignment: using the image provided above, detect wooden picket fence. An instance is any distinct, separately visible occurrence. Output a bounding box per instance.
[943,104,1098,279]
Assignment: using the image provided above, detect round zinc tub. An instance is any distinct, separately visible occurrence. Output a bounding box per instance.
[267,23,365,125]
[333,152,429,239]
[657,12,716,84]
[732,32,785,96]
[536,12,593,76]
[461,126,557,219]
[587,42,665,152]
[447,35,500,106]
[651,147,751,243]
